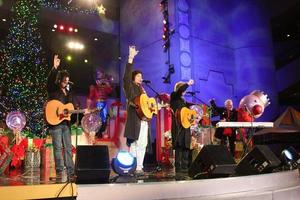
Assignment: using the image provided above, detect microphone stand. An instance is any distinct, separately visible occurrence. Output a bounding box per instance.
[243,106,255,156]
[188,93,214,145]
[143,82,160,97]
[143,82,164,171]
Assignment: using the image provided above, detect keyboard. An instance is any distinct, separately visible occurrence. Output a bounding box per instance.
[216,122,274,128]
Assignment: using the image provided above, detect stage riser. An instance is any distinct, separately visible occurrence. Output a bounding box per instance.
[77,170,300,200]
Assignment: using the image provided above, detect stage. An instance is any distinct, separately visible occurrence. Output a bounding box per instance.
[78,169,300,200]
[0,167,299,200]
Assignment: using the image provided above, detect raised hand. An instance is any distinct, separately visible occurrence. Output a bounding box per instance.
[53,54,60,69]
[187,79,194,86]
[129,45,139,59]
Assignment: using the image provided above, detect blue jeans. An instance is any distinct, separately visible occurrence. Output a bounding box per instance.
[49,124,74,176]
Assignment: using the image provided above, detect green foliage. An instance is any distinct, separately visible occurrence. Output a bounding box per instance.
[0,0,48,136]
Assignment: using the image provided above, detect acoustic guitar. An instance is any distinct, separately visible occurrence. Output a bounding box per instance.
[134,94,158,121]
[176,107,197,129]
[45,100,89,125]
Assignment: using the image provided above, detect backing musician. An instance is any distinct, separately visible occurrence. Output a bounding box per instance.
[210,99,237,156]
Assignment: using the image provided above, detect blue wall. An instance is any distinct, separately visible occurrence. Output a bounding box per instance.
[120,0,279,124]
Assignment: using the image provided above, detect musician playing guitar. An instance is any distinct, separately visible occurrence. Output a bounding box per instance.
[47,54,87,181]
[123,46,152,175]
[170,79,194,174]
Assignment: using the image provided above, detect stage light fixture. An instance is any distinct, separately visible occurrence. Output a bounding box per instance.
[51,29,55,32]
[84,59,88,63]
[67,41,84,50]
[2,18,7,22]
[59,25,64,30]
[68,27,73,32]
[281,146,300,170]
[112,150,136,176]
[53,24,57,28]
[66,55,72,61]
[94,38,98,41]
[74,28,78,32]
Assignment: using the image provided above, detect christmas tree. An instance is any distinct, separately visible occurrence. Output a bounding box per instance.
[0,0,48,136]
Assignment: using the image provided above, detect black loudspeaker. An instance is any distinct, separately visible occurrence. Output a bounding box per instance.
[188,145,236,178]
[75,145,110,184]
[235,145,281,175]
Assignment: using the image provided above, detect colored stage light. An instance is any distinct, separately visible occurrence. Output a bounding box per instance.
[68,27,73,32]
[281,146,300,170]
[59,25,64,30]
[66,55,72,61]
[112,150,136,176]
[67,41,84,50]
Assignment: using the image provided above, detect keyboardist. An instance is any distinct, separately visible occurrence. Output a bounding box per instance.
[210,99,238,156]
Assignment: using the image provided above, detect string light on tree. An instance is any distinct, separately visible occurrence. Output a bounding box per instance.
[0,0,48,135]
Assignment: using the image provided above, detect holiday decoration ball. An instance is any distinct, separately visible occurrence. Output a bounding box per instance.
[6,111,26,131]
[81,113,102,134]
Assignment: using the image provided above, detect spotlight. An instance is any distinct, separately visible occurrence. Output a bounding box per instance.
[53,24,57,28]
[59,25,64,30]
[66,55,72,61]
[84,59,88,63]
[2,18,7,22]
[112,151,137,183]
[67,41,84,50]
[68,27,74,32]
[281,147,300,170]
[94,38,98,41]
[74,28,78,32]
[51,29,55,32]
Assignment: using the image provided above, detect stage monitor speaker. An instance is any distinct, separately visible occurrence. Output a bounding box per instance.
[235,145,281,175]
[188,145,236,179]
[75,145,110,184]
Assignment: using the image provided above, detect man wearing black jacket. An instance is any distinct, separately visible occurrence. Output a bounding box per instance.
[47,55,75,180]
[123,46,151,175]
[170,79,194,173]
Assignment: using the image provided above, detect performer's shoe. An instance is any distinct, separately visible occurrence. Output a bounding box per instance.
[67,174,77,182]
[134,169,145,176]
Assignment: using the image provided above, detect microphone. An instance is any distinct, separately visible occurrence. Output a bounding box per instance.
[142,80,151,84]
[186,91,199,95]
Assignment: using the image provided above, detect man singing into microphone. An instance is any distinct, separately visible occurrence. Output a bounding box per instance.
[47,55,76,181]
[123,46,152,175]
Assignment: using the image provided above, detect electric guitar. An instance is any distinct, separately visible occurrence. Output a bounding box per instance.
[176,107,197,129]
[134,94,158,121]
[45,100,91,125]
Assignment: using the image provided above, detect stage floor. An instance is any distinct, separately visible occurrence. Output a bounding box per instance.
[1,166,300,200]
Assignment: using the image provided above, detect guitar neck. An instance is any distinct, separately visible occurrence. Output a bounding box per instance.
[69,109,86,114]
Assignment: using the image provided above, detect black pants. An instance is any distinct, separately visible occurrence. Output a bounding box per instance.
[175,147,190,172]
[221,135,235,156]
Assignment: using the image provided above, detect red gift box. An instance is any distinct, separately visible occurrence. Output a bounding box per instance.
[41,145,56,179]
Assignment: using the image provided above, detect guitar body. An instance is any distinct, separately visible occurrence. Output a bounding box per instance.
[134,94,158,121]
[45,100,75,125]
[176,107,197,129]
